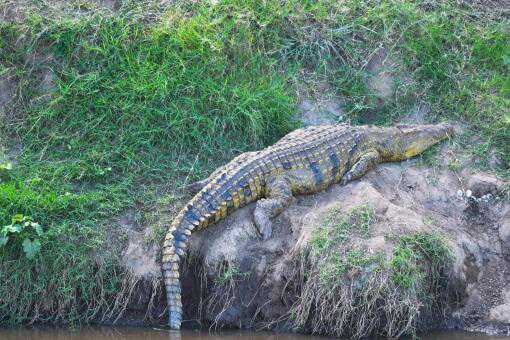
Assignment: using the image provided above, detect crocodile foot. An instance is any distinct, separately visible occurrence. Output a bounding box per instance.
[253,208,273,240]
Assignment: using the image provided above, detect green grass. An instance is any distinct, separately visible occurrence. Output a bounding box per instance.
[311,204,374,254]
[293,212,453,338]
[310,204,377,284]
[0,2,298,325]
[0,0,507,326]
[390,233,453,309]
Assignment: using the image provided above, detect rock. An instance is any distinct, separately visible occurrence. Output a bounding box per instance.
[366,48,395,101]
[298,97,344,126]
[0,74,16,119]
[467,173,504,197]
[499,213,510,248]
[490,304,510,324]
[122,235,160,279]
[489,289,510,324]
[489,151,504,170]
[404,102,431,124]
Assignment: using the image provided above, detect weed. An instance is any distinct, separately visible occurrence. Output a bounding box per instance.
[312,203,375,255]
[215,264,251,286]
[0,214,43,259]
[391,245,423,290]
[447,158,462,173]
[416,142,442,169]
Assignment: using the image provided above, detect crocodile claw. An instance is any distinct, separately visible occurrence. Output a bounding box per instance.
[254,211,273,240]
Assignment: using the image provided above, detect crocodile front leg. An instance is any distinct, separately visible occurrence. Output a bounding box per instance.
[253,176,292,240]
[341,150,381,185]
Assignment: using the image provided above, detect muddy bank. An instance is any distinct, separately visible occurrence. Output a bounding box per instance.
[118,150,509,337]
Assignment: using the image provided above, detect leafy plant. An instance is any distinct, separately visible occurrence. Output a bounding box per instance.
[0,214,44,259]
[391,233,452,291]
[215,264,251,285]
[0,161,13,182]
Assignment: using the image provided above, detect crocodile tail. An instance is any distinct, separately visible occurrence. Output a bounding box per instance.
[162,206,198,330]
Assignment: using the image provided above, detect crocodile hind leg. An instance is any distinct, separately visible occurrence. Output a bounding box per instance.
[340,150,381,185]
[253,176,292,240]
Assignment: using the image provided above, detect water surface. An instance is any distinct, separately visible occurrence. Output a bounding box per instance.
[0,327,509,340]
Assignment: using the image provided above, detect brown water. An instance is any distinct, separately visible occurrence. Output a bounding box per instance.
[0,327,509,340]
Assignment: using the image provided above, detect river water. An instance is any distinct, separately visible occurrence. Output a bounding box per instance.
[0,327,509,340]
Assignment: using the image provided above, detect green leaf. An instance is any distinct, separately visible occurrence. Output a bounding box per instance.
[0,235,8,247]
[0,161,12,170]
[5,224,22,233]
[32,223,44,236]
[11,214,24,223]
[22,238,41,260]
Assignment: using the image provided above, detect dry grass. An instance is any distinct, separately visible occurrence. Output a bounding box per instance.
[283,252,422,338]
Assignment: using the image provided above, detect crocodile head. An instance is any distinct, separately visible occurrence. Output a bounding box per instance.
[377,123,454,161]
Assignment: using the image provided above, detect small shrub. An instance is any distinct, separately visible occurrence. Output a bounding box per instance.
[0,214,43,260]
[215,264,251,286]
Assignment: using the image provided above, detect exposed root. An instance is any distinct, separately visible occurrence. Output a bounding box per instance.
[144,275,165,322]
[183,256,254,330]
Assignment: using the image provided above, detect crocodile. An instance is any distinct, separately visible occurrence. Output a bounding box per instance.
[161,123,453,329]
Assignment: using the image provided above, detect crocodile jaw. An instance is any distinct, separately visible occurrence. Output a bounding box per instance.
[382,123,454,161]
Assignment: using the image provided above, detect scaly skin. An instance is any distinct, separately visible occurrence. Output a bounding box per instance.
[161,123,453,329]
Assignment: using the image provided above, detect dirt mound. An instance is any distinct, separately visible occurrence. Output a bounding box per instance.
[163,157,509,337]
